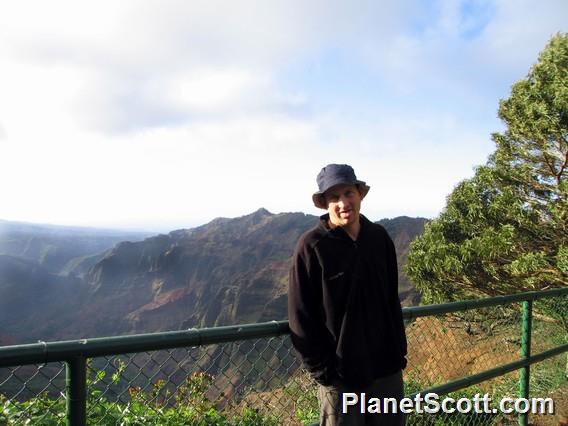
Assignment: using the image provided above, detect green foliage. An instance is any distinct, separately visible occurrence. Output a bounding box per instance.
[0,368,279,426]
[282,374,319,425]
[407,33,568,303]
[0,392,66,425]
[557,245,568,275]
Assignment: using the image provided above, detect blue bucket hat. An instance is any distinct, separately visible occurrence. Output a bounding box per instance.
[312,164,370,209]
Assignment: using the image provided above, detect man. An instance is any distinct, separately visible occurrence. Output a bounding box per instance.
[288,164,407,425]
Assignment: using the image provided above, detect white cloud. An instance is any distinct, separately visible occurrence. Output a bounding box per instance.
[172,68,260,112]
[0,1,566,229]
[0,0,423,134]
[0,113,323,228]
[1,105,482,228]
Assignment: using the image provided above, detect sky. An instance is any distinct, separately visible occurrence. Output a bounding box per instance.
[0,1,566,232]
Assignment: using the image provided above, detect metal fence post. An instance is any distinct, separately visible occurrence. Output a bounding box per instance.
[66,356,87,426]
[518,300,532,426]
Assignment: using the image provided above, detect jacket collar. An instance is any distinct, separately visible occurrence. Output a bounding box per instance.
[317,213,372,241]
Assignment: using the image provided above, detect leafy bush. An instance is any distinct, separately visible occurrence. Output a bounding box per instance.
[0,367,279,426]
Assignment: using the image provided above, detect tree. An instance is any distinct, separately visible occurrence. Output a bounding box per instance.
[406,33,568,304]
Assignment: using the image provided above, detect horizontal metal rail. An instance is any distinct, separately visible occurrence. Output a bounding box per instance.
[1,287,566,368]
[0,321,291,368]
[402,287,568,320]
[410,343,568,399]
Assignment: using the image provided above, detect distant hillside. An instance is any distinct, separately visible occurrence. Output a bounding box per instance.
[0,220,151,275]
[0,254,80,342]
[0,211,427,344]
[378,216,428,305]
[0,220,152,345]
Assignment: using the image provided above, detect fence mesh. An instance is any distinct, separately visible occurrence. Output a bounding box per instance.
[1,294,566,425]
[0,362,66,424]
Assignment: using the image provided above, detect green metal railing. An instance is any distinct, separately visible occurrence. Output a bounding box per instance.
[1,288,566,425]
[405,290,567,426]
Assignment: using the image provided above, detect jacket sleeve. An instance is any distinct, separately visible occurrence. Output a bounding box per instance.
[386,233,408,362]
[288,240,337,385]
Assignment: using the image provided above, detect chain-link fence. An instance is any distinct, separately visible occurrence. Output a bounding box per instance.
[1,289,566,425]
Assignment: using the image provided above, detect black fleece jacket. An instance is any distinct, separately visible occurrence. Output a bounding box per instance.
[288,214,407,387]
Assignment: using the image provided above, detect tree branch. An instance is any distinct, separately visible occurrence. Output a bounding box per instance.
[557,143,568,185]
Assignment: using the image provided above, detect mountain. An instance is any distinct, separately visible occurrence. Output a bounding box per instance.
[378,216,428,305]
[0,254,81,341]
[0,211,427,344]
[0,220,151,276]
[0,220,152,345]
[68,209,315,338]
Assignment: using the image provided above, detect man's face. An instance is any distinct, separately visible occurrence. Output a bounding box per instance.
[324,184,362,228]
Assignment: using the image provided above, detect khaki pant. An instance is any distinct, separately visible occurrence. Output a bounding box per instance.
[318,370,405,426]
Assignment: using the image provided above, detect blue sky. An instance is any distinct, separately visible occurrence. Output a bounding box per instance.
[0,0,566,231]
